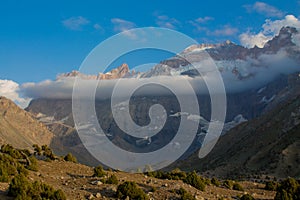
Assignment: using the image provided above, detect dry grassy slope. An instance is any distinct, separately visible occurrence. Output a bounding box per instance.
[0,160,276,200]
[174,96,300,179]
[0,97,53,149]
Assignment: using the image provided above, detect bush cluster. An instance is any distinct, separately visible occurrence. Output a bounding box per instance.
[116,181,148,200]
[145,168,187,180]
[265,180,278,191]
[93,165,106,177]
[211,177,220,187]
[0,144,67,199]
[223,180,244,191]
[41,145,56,160]
[240,194,255,200]
[176,187,196,200]
[183,171,206,191]
[0,144,41,182]
[274,178,300,200]
[223,180,234,189]
[8,174,66,200]
[63,153,77,163]
[105,174,118,185]
[146,169,206,191]
[233,182,244,191]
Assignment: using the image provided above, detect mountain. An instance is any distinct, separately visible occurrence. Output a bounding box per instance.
[56,27,300,82]
[58,63,134,80]
[172,83,300,178]
[24,26,300,169]
[142,26,300,80]
[0,96,53,149]
[25,72,299,166]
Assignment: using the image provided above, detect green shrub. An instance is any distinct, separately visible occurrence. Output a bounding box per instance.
[0,165,9,182]
[275,178,299,200]
[211,177,220,187]
[42,145,56,160]
[93,165,106,177]
[265,180,278,191]
[105,174,118,184]
[233,183,244,191]
[8,174,30,197]
[177,187,196,200]
[168,168,187,180]
[63,153,77,163]
[32,144,42,156]
[16,165,28,177]
[240,194,254,200]
[26,156,38,171]
[116,181,148,200]
[183,171,205,191]
[223,180,234,189]
[1,144,22,159]
[53,189,67,200]
[0,154,18,178]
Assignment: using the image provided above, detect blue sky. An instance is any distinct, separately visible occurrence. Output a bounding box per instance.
[0,0,299,83]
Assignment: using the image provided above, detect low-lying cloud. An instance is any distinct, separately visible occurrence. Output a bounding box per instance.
[240,15,300,48]
[20,48,300,101]
[0,80,31,108]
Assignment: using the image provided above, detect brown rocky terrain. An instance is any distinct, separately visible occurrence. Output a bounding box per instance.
[0,159,276,200]
[0,97,53,149]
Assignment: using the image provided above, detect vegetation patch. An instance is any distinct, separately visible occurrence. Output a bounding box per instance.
[274,177,300,200]
[63,153,77,163]
[116,181,148,200]
[93,165,106,177]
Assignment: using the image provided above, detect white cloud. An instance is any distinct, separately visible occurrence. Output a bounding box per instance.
[195,16,214,24]
[189,19,238,37]
[93,23,102,30]
[244,1,284,18]
[239,32,270,48]
[211,25,239,36]
[0,80,31,108]
[62,16,90,30]
[20,48,300,100]
[111,18,137,39]
[240,15,300,48]
[111,18,136,32]
[155,15,180,29]
[189,17,214,34]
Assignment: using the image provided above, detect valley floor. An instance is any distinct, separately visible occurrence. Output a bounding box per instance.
[0,160,276,200]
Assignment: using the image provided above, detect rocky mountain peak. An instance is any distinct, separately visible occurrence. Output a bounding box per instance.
[98,63,130,80]
[58,63,132,80]
[0,96,53,149]
[262,26,298,53]
[0,96,22,115]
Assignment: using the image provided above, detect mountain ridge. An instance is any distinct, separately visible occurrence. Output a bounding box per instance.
[0,96,53,149]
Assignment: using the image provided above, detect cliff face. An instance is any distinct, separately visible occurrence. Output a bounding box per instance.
[173,87,300,178]
[0,96,53,149]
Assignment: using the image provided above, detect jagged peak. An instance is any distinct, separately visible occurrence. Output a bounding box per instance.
[57,63,131,80]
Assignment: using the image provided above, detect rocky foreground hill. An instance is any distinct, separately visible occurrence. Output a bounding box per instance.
[0,144,280,200]
[0,97,53,149]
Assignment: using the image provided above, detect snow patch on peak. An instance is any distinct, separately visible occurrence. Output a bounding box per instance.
[260,95,276,104]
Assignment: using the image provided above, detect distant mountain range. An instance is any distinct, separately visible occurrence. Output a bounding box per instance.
[58,26,300,83]
[0,26,299,177]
